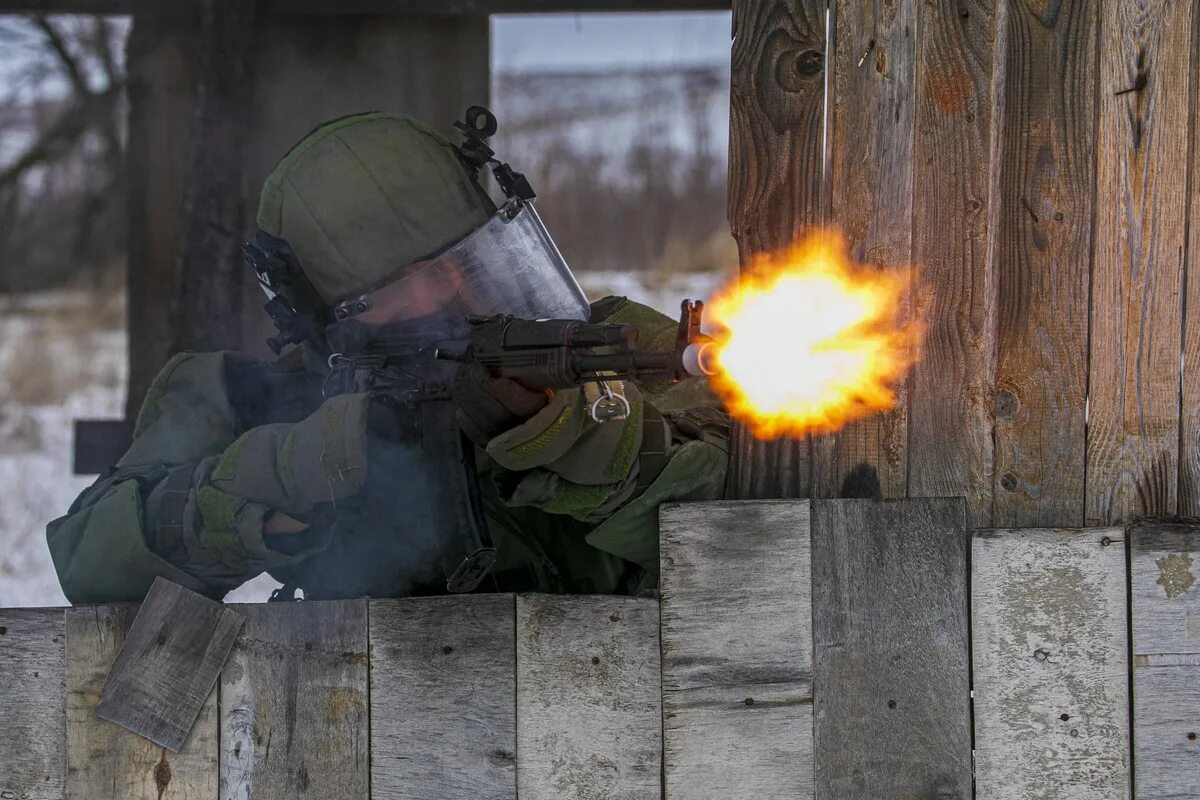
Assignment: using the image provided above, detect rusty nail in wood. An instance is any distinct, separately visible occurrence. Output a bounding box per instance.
[744,697,754,706]
[1033,648,1050,662]
[1101,536,1113,547]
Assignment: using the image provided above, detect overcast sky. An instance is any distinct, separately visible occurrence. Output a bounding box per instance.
[492,12,731,72]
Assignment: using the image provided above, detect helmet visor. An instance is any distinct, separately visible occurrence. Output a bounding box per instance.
[330,199,589,338]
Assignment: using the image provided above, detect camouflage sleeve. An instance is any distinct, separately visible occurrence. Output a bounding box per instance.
[480,297,730,575]
[46,352,370,603]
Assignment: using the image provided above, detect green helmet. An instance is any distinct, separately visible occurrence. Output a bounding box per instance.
[256,112,495,303]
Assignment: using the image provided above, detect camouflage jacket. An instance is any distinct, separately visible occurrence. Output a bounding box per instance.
[46,298,729,603]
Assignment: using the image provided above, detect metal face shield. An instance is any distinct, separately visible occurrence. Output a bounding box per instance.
[329,198,590,346]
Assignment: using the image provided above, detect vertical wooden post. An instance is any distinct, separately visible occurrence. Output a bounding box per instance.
[989,0,1099,528]
[816,0,916,501]
[173,0,259,355]
[725,0,827,500]
[906,0,996,528]
[1087,0,1194,524]
[1182,0,1200,517]
[123,4,200,419]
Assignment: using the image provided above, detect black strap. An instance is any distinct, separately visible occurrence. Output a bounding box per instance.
[635,402,670,493]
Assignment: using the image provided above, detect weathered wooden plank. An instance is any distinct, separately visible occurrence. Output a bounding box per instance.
[220,600,368,800]
[1180,5,1200,518]
[173,0,257,355]
[369,595,516,800]
[66,604,218,800]
[817,0,917,499]
[659,500,813,800]
[972,527,1130,799]
[1130,523,1200,799]
[515,594,661,800]
[1086,0,1193,523]
[95,578,243,751]
[811,497,970,799]
[989,0,1098,528]
[124,8,200,417]
[907,0,995,528]
[724,0,826,500]
[0,609,65,800]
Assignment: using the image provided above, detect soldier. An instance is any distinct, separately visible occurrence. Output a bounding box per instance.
[47,111,729,604]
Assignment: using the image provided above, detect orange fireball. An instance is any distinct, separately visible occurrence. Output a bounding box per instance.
[706,230,920,439]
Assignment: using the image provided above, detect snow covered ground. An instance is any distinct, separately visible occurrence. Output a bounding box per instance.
[0,268,733,608]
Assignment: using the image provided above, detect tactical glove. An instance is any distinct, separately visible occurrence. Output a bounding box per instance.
[452,362,550,445]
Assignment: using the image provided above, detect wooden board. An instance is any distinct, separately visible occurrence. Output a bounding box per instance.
[369,595,516,800]
[988,0,1098,528]
[906,0,996,528]
[659,500,813,799]
[220,600,368,800]
[811,497,971,799]
[972,527,1130,799]
[1086,0,1193,523]
[124,8,200,417]
[724,0,827,499]
[515,594,661,800]
[1181,4,1200,518]
[66,604,218,800]
[0,609,65,800]
[817,0,917,499]
[95,578,244,751]
[1130,523,1200,798]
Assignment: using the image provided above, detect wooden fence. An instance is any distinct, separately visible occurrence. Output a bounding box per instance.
[2,498,1198,799]
[727,0,1200,528]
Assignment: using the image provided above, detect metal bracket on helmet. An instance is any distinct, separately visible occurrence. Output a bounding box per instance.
[453,105,537,201]
[243,231,327,354]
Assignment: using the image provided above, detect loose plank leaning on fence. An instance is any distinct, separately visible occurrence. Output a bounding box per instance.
[95,577,243,751]
[811,497,972,799]
[0,608,65,800]
[515,594,661,800]
[65,604,218,800]
[370,595,517,800]
[659,500,813,799]
[220,599,368,800]
[972,528,1130,799]
[1130,523,1200,798]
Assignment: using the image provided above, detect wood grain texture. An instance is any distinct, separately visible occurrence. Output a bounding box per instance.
[972,527,1130,799]
[1130,523,1200,799]
[220,600,368,800]
[811,497,971,799]
[172,0,257,355]
[907,0,996,528]
[66,604,218,800]
[369,595,516,800]
[95,578,244,751]
[1180,1,1200,517]
[659,500,813,799]
[124,8,199,417]
[818,0,917,500]
[725,0,826,499]
[0,609,65,800]
[989,0,1098,528]
[1087,0,1193,523]
[515,594,661,800]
